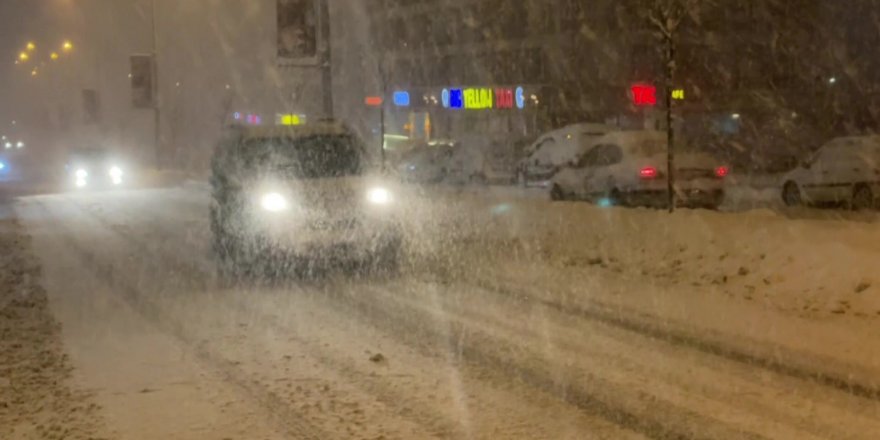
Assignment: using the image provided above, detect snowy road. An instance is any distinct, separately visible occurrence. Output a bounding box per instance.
[11,187,880,439]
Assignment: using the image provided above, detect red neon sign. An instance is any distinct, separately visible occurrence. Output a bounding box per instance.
[631,84,657,107]
[495,88,514,109]
[365,96,383,107]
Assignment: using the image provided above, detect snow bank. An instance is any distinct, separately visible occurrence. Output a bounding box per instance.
[399,188,880,320]
[0,218,107,439]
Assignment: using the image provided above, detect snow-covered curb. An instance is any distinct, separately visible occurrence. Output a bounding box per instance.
[0,218,107,438]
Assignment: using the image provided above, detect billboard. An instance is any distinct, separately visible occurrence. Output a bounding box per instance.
[277,0,318,65]
[130,54,155,109]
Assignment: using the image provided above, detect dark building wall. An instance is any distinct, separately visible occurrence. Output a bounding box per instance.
[362,0,865,169]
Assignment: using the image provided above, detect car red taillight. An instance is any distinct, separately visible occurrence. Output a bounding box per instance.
[640,167,658,179]
[715,166,729,178]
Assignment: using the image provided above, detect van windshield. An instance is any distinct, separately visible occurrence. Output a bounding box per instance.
[244,134,363,178]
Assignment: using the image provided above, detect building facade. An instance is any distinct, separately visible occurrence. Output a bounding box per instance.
[364,0,844,169]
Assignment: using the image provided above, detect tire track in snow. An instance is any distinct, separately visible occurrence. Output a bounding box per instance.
[62,190,878,437]
[64,193,744,440]
[151,187,880,404]
[29,197,332,440]
[58,194,472,439]
[312,281,769,440]
[464,272,880,402]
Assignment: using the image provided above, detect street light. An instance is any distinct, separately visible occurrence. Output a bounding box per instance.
[19,52,29,61]
[26,42,35,51]
[50,52,59,60]
[62,40,73,52]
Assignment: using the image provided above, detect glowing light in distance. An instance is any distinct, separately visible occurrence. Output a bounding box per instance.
[367,187,392,205]
[393,91,410,107]
[639,167,658,179]
[631,84,657,106]
[515,86,525,109]
[75,169,88,179]
[260,192,289,212]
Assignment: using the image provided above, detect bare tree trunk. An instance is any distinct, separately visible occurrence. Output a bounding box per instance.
[319,0,333,119]
[664,25,676,213]
[378,58,387,172]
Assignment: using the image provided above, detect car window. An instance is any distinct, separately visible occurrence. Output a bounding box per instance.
[815,145,839,165]
[533,137,555,154]
[576,144,621,167]
[243,134,363,178]
[576,146,599,168]
[595,144,623,166]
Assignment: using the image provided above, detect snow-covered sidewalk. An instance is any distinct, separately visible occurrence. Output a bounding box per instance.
[0,216,107,440]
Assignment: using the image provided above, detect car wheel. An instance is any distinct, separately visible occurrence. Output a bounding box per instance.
[607,188,622,207]
[851,184,874,211]
[782,181,802,207]
[550,184,565,201]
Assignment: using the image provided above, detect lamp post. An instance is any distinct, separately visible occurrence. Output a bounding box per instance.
[319,0,333,119]
[150,0,161,168]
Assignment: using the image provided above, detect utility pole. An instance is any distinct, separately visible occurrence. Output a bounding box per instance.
[378,57,387,171]
[650,1,683,213]
[664,27,676,213]
[150,0,161,168]
[319,0,333,119]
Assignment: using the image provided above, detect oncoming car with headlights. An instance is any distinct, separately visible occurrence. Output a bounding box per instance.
[67,148,126,189]
[210,121,402,276]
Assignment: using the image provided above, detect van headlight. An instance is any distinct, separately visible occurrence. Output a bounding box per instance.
[75,169,88,179]
[367,187,393,205]
[260,192,289,212]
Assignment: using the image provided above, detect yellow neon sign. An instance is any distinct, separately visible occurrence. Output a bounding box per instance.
[463,88,494,109]
[277,114,304,126]
[672,89,685,100]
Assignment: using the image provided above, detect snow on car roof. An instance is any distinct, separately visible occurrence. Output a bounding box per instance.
[544,122,614,138]
[240,121,352,140]
[590,130,667,150]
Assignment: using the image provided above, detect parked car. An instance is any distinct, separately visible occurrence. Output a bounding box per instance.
[550,130,728,209]
[394,141,456,183]
[517,123,613,188]
[781,136,880,209]
[210,121,402,276]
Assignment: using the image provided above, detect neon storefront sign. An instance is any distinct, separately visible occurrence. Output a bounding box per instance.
[442,86,525,110]
[495,88,514,109]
